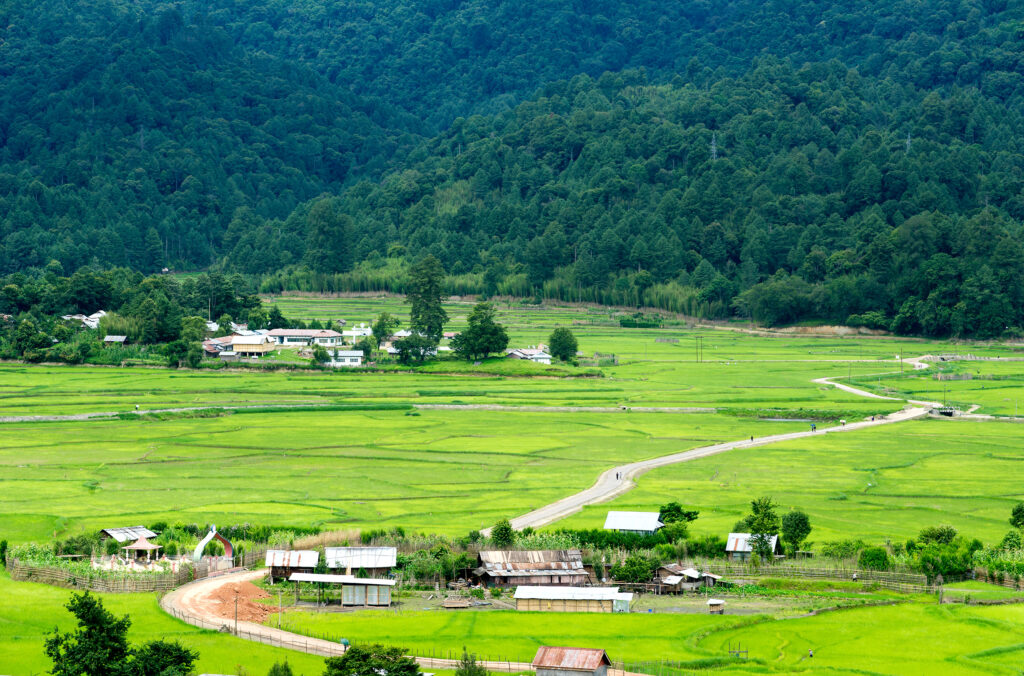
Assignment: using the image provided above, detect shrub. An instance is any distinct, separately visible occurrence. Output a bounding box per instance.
[858,546,890,570]
[469,588,484,599]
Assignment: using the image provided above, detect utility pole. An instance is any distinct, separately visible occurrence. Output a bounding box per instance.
[900,348,903,375]
[234,590,238,635]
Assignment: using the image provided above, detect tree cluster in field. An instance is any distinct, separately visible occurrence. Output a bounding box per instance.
[5,1,1024,337]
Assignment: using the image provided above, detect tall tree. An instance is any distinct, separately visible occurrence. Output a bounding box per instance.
[451,302,508,360]
[303,199,352,274]
[371,312,400,350]
[406,255,448,343]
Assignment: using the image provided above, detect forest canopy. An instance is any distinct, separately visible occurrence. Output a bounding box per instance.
[3,0,1024,336]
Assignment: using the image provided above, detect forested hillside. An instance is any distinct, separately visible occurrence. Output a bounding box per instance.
[3,0,1024,335]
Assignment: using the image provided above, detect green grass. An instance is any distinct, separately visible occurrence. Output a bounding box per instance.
[0,570,327,676]
[555,418,1024,543]
[0,408,807,544]
[273,608,744,666]
[699,602,1024,675]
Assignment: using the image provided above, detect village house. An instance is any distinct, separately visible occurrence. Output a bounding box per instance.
[603,511,664,535]
[725,532,782,561]
[265,549,318,583]
[532,647,612,676]
[328,349,364,367]
[342,324,373,341]
[325,546,397,577]
[474,550,588,587]
[507,347,553,365]
[514,586,632,613]
[657,563,721,592]
[267,328,343,347]
[230,334,275,357]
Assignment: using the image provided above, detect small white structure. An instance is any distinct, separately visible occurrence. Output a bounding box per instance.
[62,310,107,330]
[267,328,343,346]
[726,532,781,561]
[603,511,664,535]
[288,572,395,606]
[507,348,552,365]
[266,549,319,582]
[103,334,127,346]
[342,324,373,341]
[707,598,725,614]
[328,350,364,367]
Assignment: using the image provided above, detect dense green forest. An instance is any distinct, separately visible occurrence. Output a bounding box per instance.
[3,0,1024,335]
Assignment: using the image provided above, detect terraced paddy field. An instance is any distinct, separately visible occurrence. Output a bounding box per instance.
[0,571,326,676]
[856,359,1024,416]
[556,417,1024,543]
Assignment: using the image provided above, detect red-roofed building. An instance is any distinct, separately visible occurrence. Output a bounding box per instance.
[532,647,611,676]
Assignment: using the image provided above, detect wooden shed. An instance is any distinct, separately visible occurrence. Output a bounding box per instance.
[514,586,632,613]
[475,550,588,587]
[265,550,319,583]
[532,647,611,676]
[707,598,725,614]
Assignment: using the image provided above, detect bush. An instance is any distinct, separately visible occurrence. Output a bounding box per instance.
[490,519,515,548]
[858,546,890,570]
[820,539,866,559]
[468,588,484,599]
[490,587,502,598]
[918,525,958,545]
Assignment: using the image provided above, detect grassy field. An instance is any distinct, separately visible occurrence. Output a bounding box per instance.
[855,359,1024,416]
[0,408,810,544]
[0,571,327,676]
[555,417,1024,543]
[699,602,1024,675]
[5,295,1024,672]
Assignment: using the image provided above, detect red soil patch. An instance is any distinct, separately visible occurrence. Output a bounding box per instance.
[199,580,272,623]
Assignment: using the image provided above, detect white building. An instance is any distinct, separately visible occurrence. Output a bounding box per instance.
[507,348,553,365]
[328,350,364,367]
[603,511,664,535]
[267,328,343,347]
[725,532,781,561]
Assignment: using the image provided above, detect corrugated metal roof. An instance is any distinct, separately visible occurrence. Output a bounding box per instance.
[726,533,778,553]
[662,575,684,585]
[603,511,664,532]
[532,647,612,671]
[265,550,319,568]
[325,547,397,569]
[514,586,632,602]
[288,573,395,585]
[477,550,586,577]
[101,526,157,543]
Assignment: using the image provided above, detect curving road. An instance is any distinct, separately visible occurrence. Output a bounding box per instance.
[162,355,937,662]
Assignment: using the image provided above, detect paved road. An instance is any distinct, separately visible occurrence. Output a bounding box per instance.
[485,358,937,534]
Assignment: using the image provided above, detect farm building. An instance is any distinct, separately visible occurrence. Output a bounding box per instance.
[267,328,343,346]
[657,564,721,591]
[507,348,552,364]
[288,572,395,606]
[328,350,364,367]
[514,586,632,613]
[325,546,396,577]
[725,533,782,561]
[603,511,663,535]
[103,334,127,346]
[474,550,588,587]
[532,647,612,676]
[231,334,275,356]
[707,598,726,614]
[265,550,319,583]
[100,526,157,543]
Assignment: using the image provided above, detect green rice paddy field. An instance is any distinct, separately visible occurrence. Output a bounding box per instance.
[4,295,1024,674]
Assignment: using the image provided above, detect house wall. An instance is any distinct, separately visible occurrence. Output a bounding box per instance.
[537,667,604,676]
[516,598,611,613]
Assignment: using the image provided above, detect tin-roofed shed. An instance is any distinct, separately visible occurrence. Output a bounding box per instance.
[532,647,611,676]
[265,550,319,583]
[603,511,664,535]
[100,526,157,543]
[325,547,397,576]
[514,586,632,613]
[475,550,588,588]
